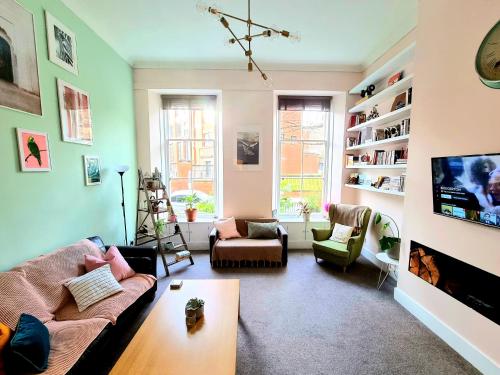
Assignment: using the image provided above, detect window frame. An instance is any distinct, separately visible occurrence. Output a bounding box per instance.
[160,98,221,220]
[274,99,333,220]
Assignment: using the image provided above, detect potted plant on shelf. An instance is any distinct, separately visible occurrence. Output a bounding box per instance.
[374,212,401,260]
[184,193,200,222]
[297,201,312,222]
[154,219,166,236]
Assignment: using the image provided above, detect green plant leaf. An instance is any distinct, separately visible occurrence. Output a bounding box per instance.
[375,212,381,224]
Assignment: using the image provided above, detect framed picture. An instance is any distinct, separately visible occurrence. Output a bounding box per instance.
[0,0,42,115]
[83,155,101,185]
[16,128,52,172]
[57,79,93,145]
[45,11,78,75]
[235,128,261,170]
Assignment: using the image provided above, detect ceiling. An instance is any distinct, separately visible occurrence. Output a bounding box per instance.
[61,0,417,71]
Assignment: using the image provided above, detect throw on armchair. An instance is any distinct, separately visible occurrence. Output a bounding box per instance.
[311,204,371,271]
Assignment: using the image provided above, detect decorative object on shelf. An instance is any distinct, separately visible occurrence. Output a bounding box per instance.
[391,92,407,111]
[346,137,358,148]
[197,0,299,81]
[169,279,183,290]
[387,71,403,86]
[358,113,366,123]
[297,201,312,222]
[322,202,331,218]
[236,129,260,168]
[57,79,93,145]
[366,105,379,121]
[154,219,167,236]
[346,173,359,184]
[475,20,500,89]
[83,155,101,186]
[360,84,375,98]
[184,192,200,222]
[45,11,78,75]
[185,298,205,328]
[0,0,42,115]
[152,167,161,180]
[360,153,371,164]
[115,165,130,245]
[16,128,52,172]
[148,195,163,213]
[374,212,401,260]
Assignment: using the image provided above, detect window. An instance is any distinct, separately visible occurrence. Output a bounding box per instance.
[276,96,332,218]
[162,95,218,219]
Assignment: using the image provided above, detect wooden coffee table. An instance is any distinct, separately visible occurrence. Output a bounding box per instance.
[110,279,240,375]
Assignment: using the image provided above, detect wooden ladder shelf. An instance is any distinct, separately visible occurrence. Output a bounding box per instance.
[134,169,194,277]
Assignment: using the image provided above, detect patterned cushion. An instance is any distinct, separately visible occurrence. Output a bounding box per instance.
[64,264,123,312]
[329,223,354,244]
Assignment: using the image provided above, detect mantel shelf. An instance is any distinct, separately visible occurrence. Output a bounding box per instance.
[349,74,414,113]
[347,105,412,132]
[346,135,409,151]
[345,184,405,196]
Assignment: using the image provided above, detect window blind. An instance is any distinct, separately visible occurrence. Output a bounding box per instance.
[162,95,217,111]
[278,96,331,112]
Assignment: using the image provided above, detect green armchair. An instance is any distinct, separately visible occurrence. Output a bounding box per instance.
[311,204,371,271]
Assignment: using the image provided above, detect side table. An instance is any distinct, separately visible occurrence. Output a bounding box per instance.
[376,252,399,290]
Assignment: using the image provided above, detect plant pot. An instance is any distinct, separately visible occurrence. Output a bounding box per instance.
[386,241,401,260]
[185,208,197,222]
[185,305,204,319]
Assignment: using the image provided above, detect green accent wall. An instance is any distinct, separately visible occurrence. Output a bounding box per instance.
[0,0,136,270]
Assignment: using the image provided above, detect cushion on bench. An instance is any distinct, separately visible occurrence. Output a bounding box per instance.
[212,238,282,263]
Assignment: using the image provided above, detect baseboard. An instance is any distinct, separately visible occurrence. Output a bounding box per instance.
[394,287,499,375]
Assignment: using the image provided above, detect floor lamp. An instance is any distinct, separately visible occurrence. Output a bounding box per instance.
[116,165,130,245]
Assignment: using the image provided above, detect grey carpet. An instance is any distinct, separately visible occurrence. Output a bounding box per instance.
[108,251,480,375]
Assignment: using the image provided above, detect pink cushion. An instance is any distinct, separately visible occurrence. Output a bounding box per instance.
[84,246,135,281]
[214,217,242,240]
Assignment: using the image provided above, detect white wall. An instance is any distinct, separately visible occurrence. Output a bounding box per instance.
[398,0,500,372]
[134,68,361,218]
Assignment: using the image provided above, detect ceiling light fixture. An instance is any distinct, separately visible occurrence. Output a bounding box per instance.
[197,0,300,81]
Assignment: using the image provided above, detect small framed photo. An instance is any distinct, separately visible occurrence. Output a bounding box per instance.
[57,79,93,145]
[83,155,101,185]
[16,128,52,172]
[45,11,78,75]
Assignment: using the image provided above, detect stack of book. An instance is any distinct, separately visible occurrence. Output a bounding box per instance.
[372,148,408,165]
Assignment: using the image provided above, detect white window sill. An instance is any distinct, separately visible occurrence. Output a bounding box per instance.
[277,216,329,223]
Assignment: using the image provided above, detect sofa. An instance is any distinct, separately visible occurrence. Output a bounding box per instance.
[0,236,157,375]
[209,218,288,267]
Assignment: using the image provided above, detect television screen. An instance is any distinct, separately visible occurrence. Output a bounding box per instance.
[431,154,500,228]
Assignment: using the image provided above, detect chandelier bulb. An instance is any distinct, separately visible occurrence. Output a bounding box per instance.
[219,16,229,28]
[248,62,253,72]
[196,2,209,13]
[288,31,301,43]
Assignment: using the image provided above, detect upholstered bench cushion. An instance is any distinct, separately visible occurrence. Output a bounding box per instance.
[212,238,282,263]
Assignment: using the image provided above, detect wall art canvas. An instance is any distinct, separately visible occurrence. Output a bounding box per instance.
[83,155,101,185]
[236,130,260,166]
[57,79,93,145]
[45,11,78,75]
[16,128,51,171]
[0,0,42,115]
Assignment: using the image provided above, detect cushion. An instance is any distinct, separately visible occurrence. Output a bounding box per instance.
[64,264,123,312]
[312,240,350,258]
[85,245,135,281]
[0,270,54,331]
[212,238,282,262]
[3,314,50,373]
[247,221,278,239]
[329,223,354,243]
[214,217,241,240]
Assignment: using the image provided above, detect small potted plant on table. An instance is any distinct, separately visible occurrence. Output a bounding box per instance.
[184,193,200,222]
[374,212,401,260]
[185,298,205,327]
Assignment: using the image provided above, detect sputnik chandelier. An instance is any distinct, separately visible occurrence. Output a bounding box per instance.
[197,0,300,81]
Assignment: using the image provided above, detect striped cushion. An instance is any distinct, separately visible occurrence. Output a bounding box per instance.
[64,264,123,312]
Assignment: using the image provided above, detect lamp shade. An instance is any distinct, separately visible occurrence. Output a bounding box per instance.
[115,165,129,174]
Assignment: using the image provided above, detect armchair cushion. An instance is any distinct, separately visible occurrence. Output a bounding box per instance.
[311,228,332,241]
[312,240,350,258]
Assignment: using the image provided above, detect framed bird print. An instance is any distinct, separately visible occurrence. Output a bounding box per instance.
[45,11,78,75]
[83,155,101,185]
[57,79,93,145]
[235,127,261,171]
[16,128,52,172]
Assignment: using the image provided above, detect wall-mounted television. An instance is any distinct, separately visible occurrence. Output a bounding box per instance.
[431,153,500,229]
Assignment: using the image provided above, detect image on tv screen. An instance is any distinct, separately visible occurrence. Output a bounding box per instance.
[432,154,500,228]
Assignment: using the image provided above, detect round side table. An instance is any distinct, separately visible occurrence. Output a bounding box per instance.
[375,252,399,290]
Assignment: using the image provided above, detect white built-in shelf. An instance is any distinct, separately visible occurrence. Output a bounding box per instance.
[350,42,416,94]
[349,74,414,113]
[347,105,412,132]
[345,184,405,196]
[346,134,409,151]
[345,164,407,169]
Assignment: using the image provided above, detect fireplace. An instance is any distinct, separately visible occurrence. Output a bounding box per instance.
[409,241,500,325]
